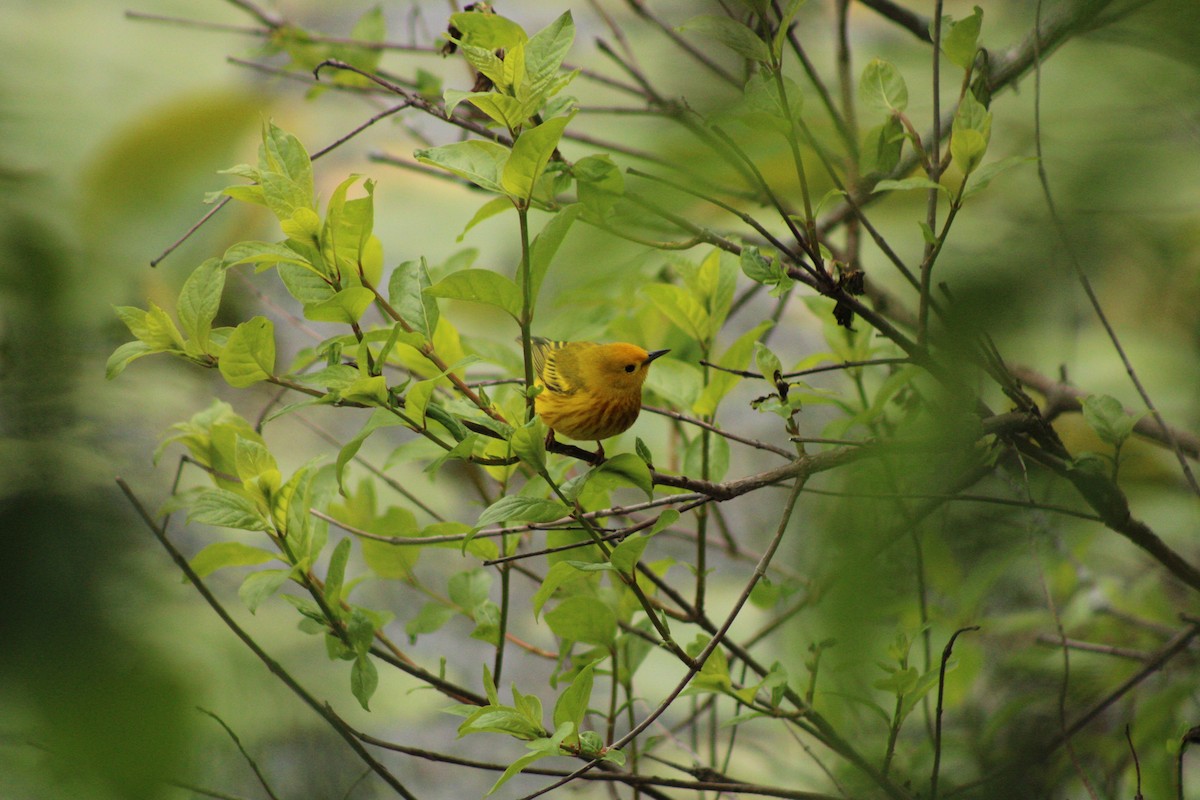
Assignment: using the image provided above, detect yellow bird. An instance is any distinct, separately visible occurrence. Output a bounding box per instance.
[530,337,669,460]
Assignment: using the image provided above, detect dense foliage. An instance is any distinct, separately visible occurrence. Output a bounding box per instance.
[95,1,1200,798]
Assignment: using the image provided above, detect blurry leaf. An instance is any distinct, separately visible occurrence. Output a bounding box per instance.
[872,177,947,194]
[449,568,492,610]
[575,156,623,218]
[527,204,582,303]
[458,196,514,241]
[545,595,617,645]
[336,409,404,492]
[694,321,773,415]
[189,541,277,577]
[351,654,378,710]
[860,117,905,175]
[858,59,908,114]
[219,317,275,387]
[1082,394,1141,446]
[939,6,983,71]
[406,601,456,641]
[951,129,988,176]
[239,568,292,613]
[511,419,548,473]
[679,14,770,63]
[586,453,653,500]
[963,155,1035,199]
[684,432,730,481]
[643,283,711,342]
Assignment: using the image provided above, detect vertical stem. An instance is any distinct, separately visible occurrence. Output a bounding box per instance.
[773,67,820,265]
[918,0,945,345]
[497,200,536,685]
[517,203,536,422]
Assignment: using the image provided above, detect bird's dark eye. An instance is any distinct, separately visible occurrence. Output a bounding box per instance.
[624,364,636,373]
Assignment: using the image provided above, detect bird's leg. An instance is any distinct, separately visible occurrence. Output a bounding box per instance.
[592,441,605,464]
[545,429,558,451]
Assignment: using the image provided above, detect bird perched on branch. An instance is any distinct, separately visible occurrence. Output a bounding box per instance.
[530,337,669,462]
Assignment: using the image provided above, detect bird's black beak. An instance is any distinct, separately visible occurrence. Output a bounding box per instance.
[645,349,670,364]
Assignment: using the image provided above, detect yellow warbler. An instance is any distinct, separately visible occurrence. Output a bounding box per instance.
[530,337,669,459]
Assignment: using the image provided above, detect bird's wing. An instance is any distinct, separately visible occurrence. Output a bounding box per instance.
[531,338,577,395]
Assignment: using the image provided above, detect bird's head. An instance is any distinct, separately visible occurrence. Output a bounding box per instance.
[589,343,670,393]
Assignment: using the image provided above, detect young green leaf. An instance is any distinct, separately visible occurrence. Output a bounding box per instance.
[188,487,272,531]
[501,113,574,202]
[525,11,575,85]
[303,287,376,324]
[189,541,277,578]
[642,284,711,343]
[527,203,582,304]
[415,141,511,194]
[239,568,293,613]
[678,14,770,64]
[177,258,225,353]
[388,257,440,340]
[552,662,594,732]
[351,653,379,710]
[859,59,908,114]
[939,6,983,71]
[545,595,617,646]
[425,269,522,320]
[476,495,570,528]
[219,317,276,387]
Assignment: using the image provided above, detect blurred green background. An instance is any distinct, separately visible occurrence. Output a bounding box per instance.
[1,1,1198,798]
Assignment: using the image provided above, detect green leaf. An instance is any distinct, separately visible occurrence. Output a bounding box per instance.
[552,662,594,732]
[940,6,983,71]
[545,595,617,646]
[219,317,276,387]
[684,432,730,482]
[303,287,376,324]
[858,59,908,114]
[114,304,185,351]
[477,495,570,528]
[360,507,421,578]
[963,155,1036,199]
[950,129,988,176]
[406,601,456,641]
[872,177,948,194]
[525,11,575,84]
[336,409,405,492]
[351,654,379,710]
[105,340,155,379]
[415,141,510,194]
[448,11,528,52]
[449,568,492,610]
[694,320,773,415]
[860,117,905,175]
[388,257,440,341]
[188,487,271,531]
[735,71,803,135]
[177,258,225,352]
[754,342,783,385]
[642,283,711,342]
[511,418,548,473]
[258,121,314,220]
[321,175,377,284]
[324,538,352,607]
[527,204,582,304]
[1082,394,1140,447]
[239,568,292,613]
[610,534,650,574]
[457,196,513,242]
[587,453,653,500]
[189,541,277,577]
[425,269,522,320]
[501,114,574,201]
[679,14,770,63]
[575,156,624,218]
